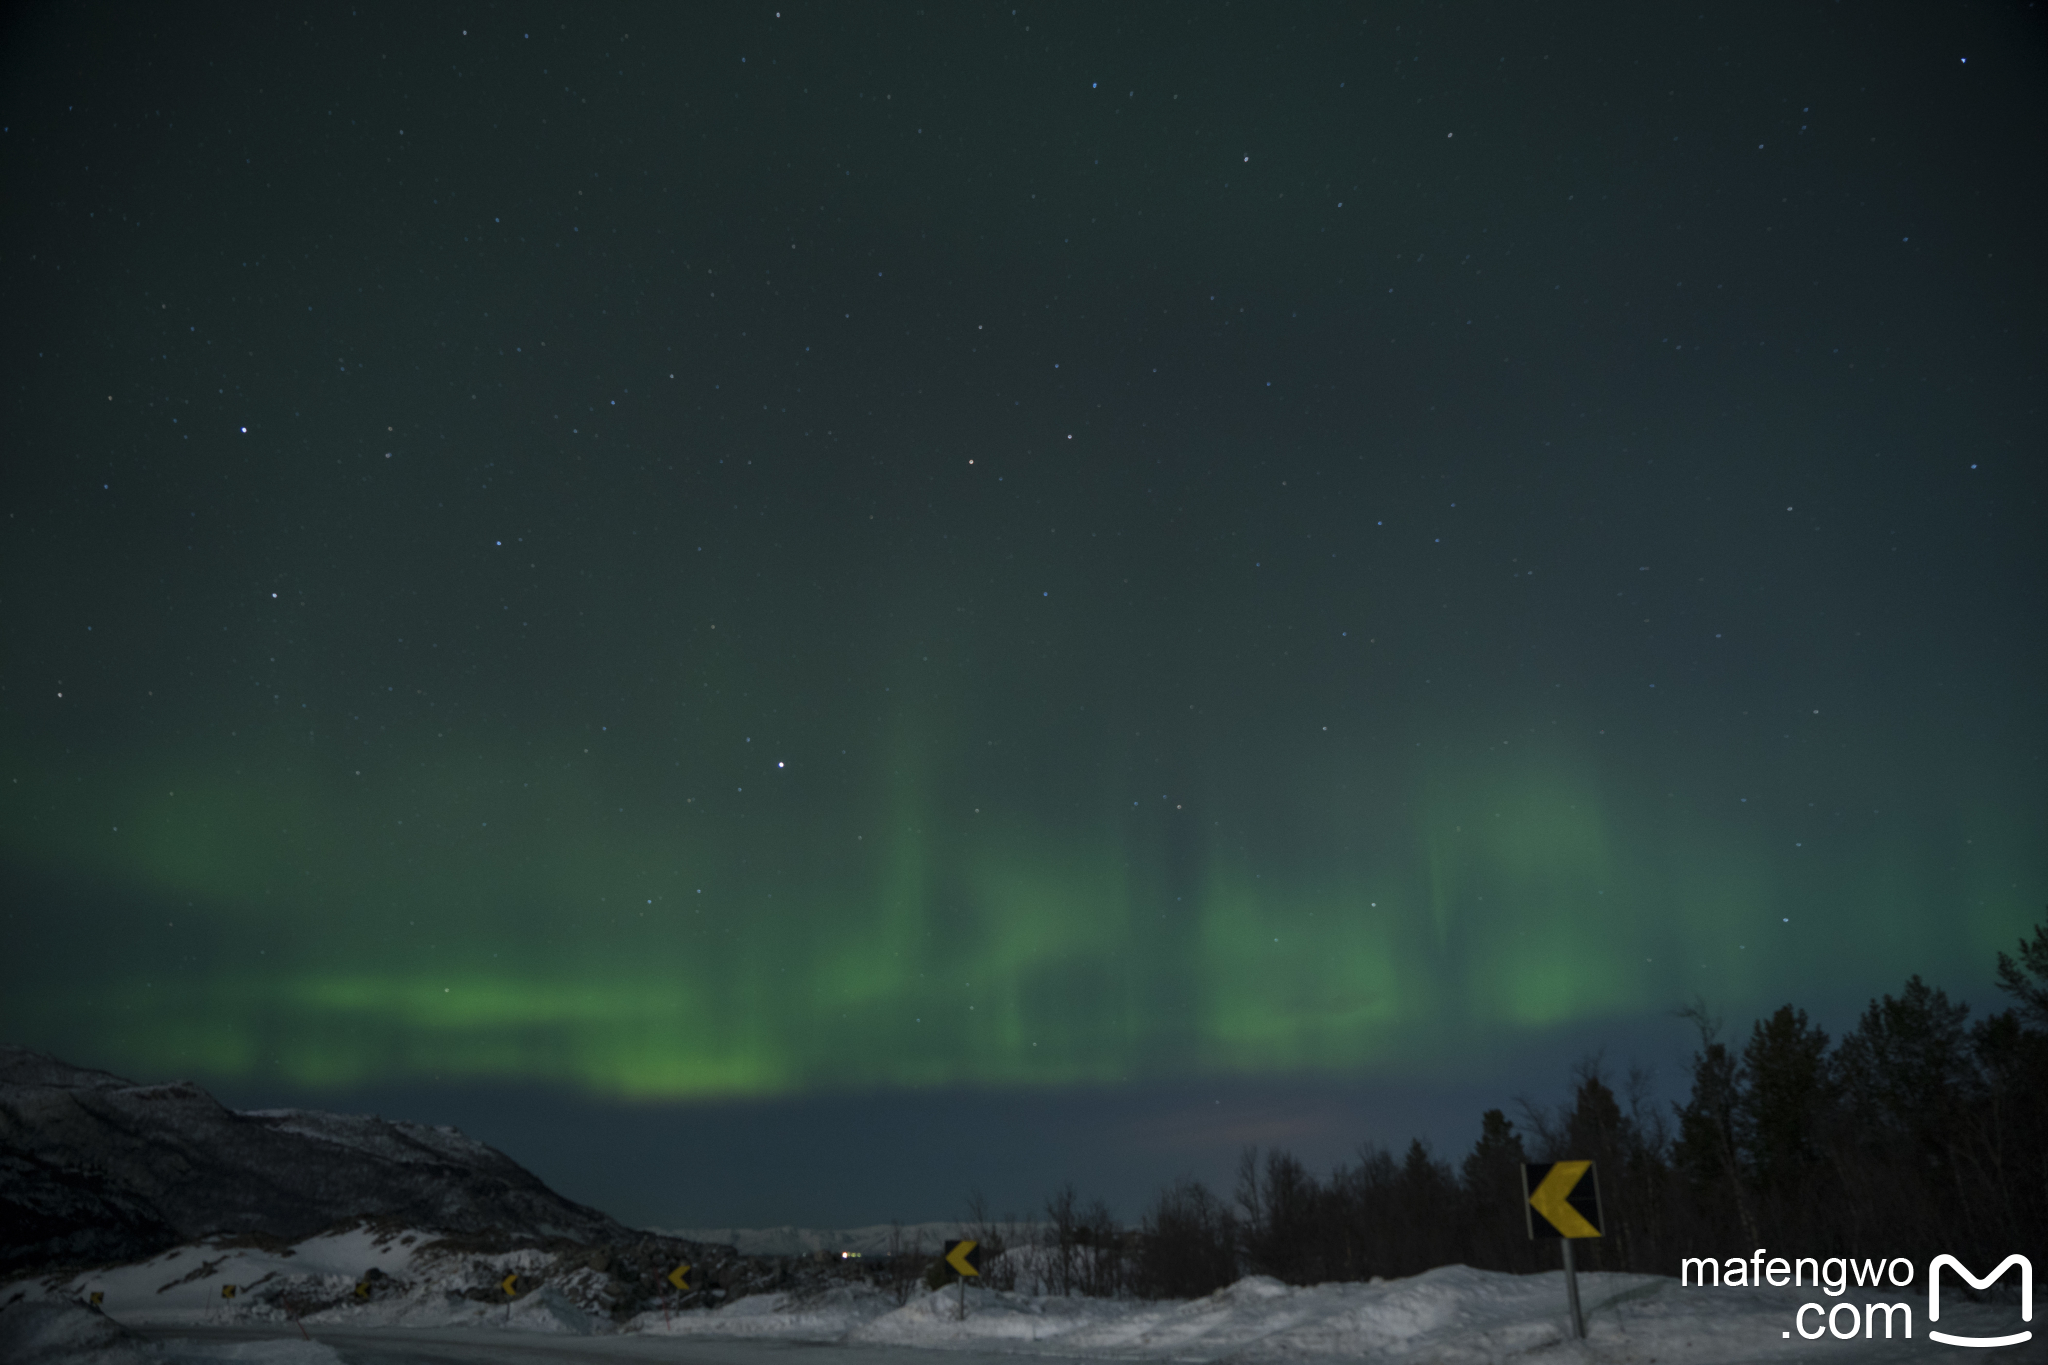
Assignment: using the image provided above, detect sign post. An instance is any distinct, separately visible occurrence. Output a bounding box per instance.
[1560,1238,1584,1341]
[943,1239,982,1321]
[1522,1160,1603,1341]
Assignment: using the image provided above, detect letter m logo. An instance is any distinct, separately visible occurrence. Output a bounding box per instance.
[1928,1254,2032,1349]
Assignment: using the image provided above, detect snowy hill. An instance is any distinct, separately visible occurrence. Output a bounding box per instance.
[662,1222,985,1258]
[0,1047,630,1274]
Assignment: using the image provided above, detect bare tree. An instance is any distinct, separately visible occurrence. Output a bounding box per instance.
[1044,1182,1079,1296]
[963,1189,1018,1293]
[882,1219,925,1304]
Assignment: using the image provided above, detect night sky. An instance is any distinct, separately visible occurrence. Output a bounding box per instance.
[4,2,2043,1232]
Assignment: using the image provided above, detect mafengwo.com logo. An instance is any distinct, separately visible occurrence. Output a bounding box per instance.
[1679,1250,2032,1348]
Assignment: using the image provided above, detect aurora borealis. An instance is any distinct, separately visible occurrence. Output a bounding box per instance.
[4,3,2043,1227]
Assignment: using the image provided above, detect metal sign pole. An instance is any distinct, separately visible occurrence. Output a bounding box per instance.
[1523,1160,1599,1343]
[1561,1237,1585,1340]
[942,1238,980,1321]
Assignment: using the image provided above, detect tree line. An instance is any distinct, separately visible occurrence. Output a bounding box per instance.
[983,920,2048,1299]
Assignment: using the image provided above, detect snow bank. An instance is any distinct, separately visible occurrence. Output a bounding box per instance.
[2,1223,604,1335]
[622,1266,2026,1362]
[846,1270,1622,1358]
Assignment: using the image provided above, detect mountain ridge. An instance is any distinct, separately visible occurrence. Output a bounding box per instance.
[0,1046,631,1275]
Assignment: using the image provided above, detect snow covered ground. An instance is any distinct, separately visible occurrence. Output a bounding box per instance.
[2,1227,2033,1364]
[625,1270,2034,1362]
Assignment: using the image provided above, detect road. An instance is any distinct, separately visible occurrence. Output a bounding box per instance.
[136,1326,1102,1365]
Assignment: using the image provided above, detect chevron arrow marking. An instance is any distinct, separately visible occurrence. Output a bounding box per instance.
[1529,1160,1601,1238]
[945,1240,981,1277]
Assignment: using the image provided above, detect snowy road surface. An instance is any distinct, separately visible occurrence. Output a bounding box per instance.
[139,1327,1099,1365]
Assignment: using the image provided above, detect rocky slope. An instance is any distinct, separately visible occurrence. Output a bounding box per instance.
[0,1046,631,1275]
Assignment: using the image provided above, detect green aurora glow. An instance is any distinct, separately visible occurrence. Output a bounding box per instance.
[7,699,2034,1098]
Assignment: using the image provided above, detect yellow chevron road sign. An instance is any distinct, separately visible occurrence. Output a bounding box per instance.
[944,1239,982,1277]
[1523,1160,1602,1238]
[501,1273,524,1298]
[668,1263,694,1292]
